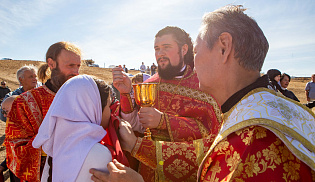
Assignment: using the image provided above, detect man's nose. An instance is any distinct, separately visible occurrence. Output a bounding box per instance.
[73,68,80,75]
[157,49,166,56]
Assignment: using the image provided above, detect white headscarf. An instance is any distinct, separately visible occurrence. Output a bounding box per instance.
[33,75,107,182]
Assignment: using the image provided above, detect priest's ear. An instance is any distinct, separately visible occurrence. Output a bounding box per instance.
[218,32,233,63]
[47,58,57,70]
[181,44,188,57]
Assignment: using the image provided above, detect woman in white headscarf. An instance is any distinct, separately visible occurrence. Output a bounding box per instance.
[33,75,117,181]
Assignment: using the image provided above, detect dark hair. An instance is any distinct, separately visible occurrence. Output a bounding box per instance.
[280,73,291,82]
[155,26,194,67]
[93,78,111,111]
[200,5,269,71]
[267,69,281,81]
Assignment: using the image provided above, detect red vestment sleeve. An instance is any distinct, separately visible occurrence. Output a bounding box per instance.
[4,96,41,182]
[199,126,315,182]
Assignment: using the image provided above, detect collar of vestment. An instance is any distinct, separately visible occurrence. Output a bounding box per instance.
[174,64,187,79]
[221,75,270,113]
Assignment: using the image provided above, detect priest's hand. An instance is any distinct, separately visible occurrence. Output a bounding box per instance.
[90,159,144,182]
[139,107,162,129]
[117,117,137,153]
[112,66,132,94]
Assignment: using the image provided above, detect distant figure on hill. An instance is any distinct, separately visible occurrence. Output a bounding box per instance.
[305,74,315,109]
[140,62,146,73]
[279,73,300,102]
[145,66,150,75]
[0,81,11,103]
[123,64,128,73]
[305,74,315,102]
[150,63,157,75]
[0,65,39,122]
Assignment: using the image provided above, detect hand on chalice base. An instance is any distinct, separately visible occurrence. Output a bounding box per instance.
[139,107,163,139]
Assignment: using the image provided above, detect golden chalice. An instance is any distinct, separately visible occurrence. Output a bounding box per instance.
[133,83,158,140]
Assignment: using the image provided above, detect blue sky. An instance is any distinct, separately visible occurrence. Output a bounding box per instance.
[0,0,314,77]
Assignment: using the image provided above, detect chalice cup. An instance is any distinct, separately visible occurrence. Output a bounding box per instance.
[133,83,158,140]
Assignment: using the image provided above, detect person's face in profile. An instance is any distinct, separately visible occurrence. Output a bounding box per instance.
[274,75,281,82]
[100,96,112,129]
[280,75,290,88]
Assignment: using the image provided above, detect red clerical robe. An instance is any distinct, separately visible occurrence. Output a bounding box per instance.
[199,126,315,181]
[120,65,222,182]
[4,86,55,182]
[198,88,315,181]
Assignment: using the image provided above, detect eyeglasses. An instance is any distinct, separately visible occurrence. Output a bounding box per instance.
[1,109,8,115]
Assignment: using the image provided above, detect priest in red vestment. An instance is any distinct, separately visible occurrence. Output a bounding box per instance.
[90,5,315,182]
[112,26,221,182]
[194,5,315,181]
[4,41,82,182]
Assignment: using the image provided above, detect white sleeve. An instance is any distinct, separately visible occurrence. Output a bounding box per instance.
[76,143,112,182]
[121,109,145,133]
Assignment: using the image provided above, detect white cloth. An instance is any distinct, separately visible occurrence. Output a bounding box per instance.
[76,143,111,181]
[33,75,107,182]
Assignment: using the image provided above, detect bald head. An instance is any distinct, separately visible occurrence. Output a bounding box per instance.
[1,95,18,117]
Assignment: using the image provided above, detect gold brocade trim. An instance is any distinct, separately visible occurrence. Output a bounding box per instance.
[152,135,170,142]
[164,114,174,142]
[219,118,315,153]
[131,137,142,157]
[42,85,56,96]
[156,113,165,129]
[263,125,315,171]
[193,139,205,166]
[120,93,134,114]
[159,82,222,124]
[21,92,43,128]
[223,87,315,120]
[195,119,209,138]
[156,141,165,182]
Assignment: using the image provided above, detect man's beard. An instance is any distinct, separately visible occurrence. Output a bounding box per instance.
[51,67,74,91]
[157,56,184,80]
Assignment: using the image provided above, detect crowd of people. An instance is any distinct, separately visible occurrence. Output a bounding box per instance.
[0,4,314,182]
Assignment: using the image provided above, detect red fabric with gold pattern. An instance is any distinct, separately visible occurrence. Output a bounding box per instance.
[4,86,55,182]
[123,66,221,181]
[199,126,315,182]
[145,66,220,142]
[132,135,216,182]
